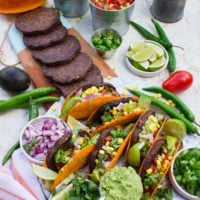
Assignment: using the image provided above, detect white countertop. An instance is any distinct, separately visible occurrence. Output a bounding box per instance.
[0,0,200,199]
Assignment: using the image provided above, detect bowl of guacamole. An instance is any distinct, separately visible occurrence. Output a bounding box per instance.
[100,166,143,200]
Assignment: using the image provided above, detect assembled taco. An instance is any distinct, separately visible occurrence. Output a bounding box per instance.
[139,135,181,198]
[87,97,145,134]
[46,129,99,189]
[61,83,120,120]
[126,110,166,167]
[89,124,134,181]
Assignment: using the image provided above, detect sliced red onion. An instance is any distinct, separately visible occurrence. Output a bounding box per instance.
[116,102,124,111]
[75,88,82,96]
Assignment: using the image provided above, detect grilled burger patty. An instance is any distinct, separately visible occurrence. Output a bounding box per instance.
[54,65,103,96]
[32,35,81,66]
[23,24,68,50]
[42,52,93,84]
[15,7,60,36]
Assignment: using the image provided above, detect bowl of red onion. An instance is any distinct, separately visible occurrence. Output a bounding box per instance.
[20,115,71,165]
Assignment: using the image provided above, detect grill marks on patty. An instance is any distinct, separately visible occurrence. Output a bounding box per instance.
[23,24,68,50]
[15,7,60,36]
[42,53,93,84]
[32,35,81,66]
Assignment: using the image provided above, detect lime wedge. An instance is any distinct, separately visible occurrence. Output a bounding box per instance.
[67,115,90,132]
[127,143,140,167]
[132,47,154,62]
[127,50,135,59]
[32,164,58,181]
[139,60,150,70]
[148,52,157,62]
[50,184,73,200]
[130,60,148,72]
[129,41,146,53]
[147,43,164,58]
[162,119,186,141]
[148,57,166,71]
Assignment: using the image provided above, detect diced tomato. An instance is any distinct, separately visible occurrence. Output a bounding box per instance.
[105,136,112,142]
[117,0,126,5]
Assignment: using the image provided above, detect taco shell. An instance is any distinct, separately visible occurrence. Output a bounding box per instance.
[52,143,95,189]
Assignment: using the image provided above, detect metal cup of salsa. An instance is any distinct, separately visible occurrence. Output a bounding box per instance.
[91,28,122,59]
[89,0,135,36]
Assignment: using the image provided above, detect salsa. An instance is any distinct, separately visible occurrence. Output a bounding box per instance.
[91,0,135,10]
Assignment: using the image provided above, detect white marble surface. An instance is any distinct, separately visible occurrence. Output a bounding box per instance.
[0,0,200,199]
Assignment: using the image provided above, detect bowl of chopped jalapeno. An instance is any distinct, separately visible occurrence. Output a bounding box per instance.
[91,28,122,59]
[169,147,200,200]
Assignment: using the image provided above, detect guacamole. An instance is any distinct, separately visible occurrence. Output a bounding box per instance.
[100,167,143,200]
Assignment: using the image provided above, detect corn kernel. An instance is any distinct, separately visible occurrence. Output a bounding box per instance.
[118,138,123,144]
[165,101,170,106]
[107,76,112,80]
[95,159,99,164]
[106,141,110,146]
[112,110,117,116]
[52,106,57,111]
[112,151,117,156]
[171,103,176,108]
[157,93,162,98]
[146,168,153,174]
[157,156,162,162]
[125,85,130,90]
[124,112,128,116]
[79,138,84,145]
[165,160,170,165]
[164,149,167,153]
[163,163,168,169]
[107,147,114,152]
[133,84,139,89]
[99,150,105,155]
[156,160,161,166]
[168,100,173,104]
[168,156,173,161]
[161,154,166,159]
[72,134,76,139]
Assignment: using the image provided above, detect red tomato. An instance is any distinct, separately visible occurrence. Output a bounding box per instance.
[162,70,193,94]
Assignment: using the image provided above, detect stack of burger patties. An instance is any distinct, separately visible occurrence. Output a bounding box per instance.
[15,7,103,97]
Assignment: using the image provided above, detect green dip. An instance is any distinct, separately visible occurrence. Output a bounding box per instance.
[100,167,143,200]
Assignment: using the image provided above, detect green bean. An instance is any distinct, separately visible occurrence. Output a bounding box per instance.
[151,19,176,73]
[143,86,195,122]
[28,99,39,121]
[130,21,172,49]
[2,141,20,165]
[0,87,55,113]
[127,89,198,134]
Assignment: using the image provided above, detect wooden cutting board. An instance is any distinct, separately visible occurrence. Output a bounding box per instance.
[17,27,117,94]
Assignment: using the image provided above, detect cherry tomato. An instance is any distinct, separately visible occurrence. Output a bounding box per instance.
[162,70,193,94]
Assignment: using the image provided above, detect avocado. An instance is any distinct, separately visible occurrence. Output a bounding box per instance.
[0,67,31,92]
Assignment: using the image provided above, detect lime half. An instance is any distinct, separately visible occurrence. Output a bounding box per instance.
[67,115,90,132]
[127,143,140,167]
[162,119,186,141]
[32,164,58,181]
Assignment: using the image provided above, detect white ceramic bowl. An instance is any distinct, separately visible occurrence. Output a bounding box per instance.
[125,40,169,77]
[20,115,70,165]
[169,147,200,200]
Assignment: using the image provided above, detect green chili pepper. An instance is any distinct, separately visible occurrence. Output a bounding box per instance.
[127,89,198,134]
[28,99,39,121]
[130,21,172,49]
[2,141,20,165]
[143,86,195,122]
[151,19,176,73]
[0,87,55,113]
